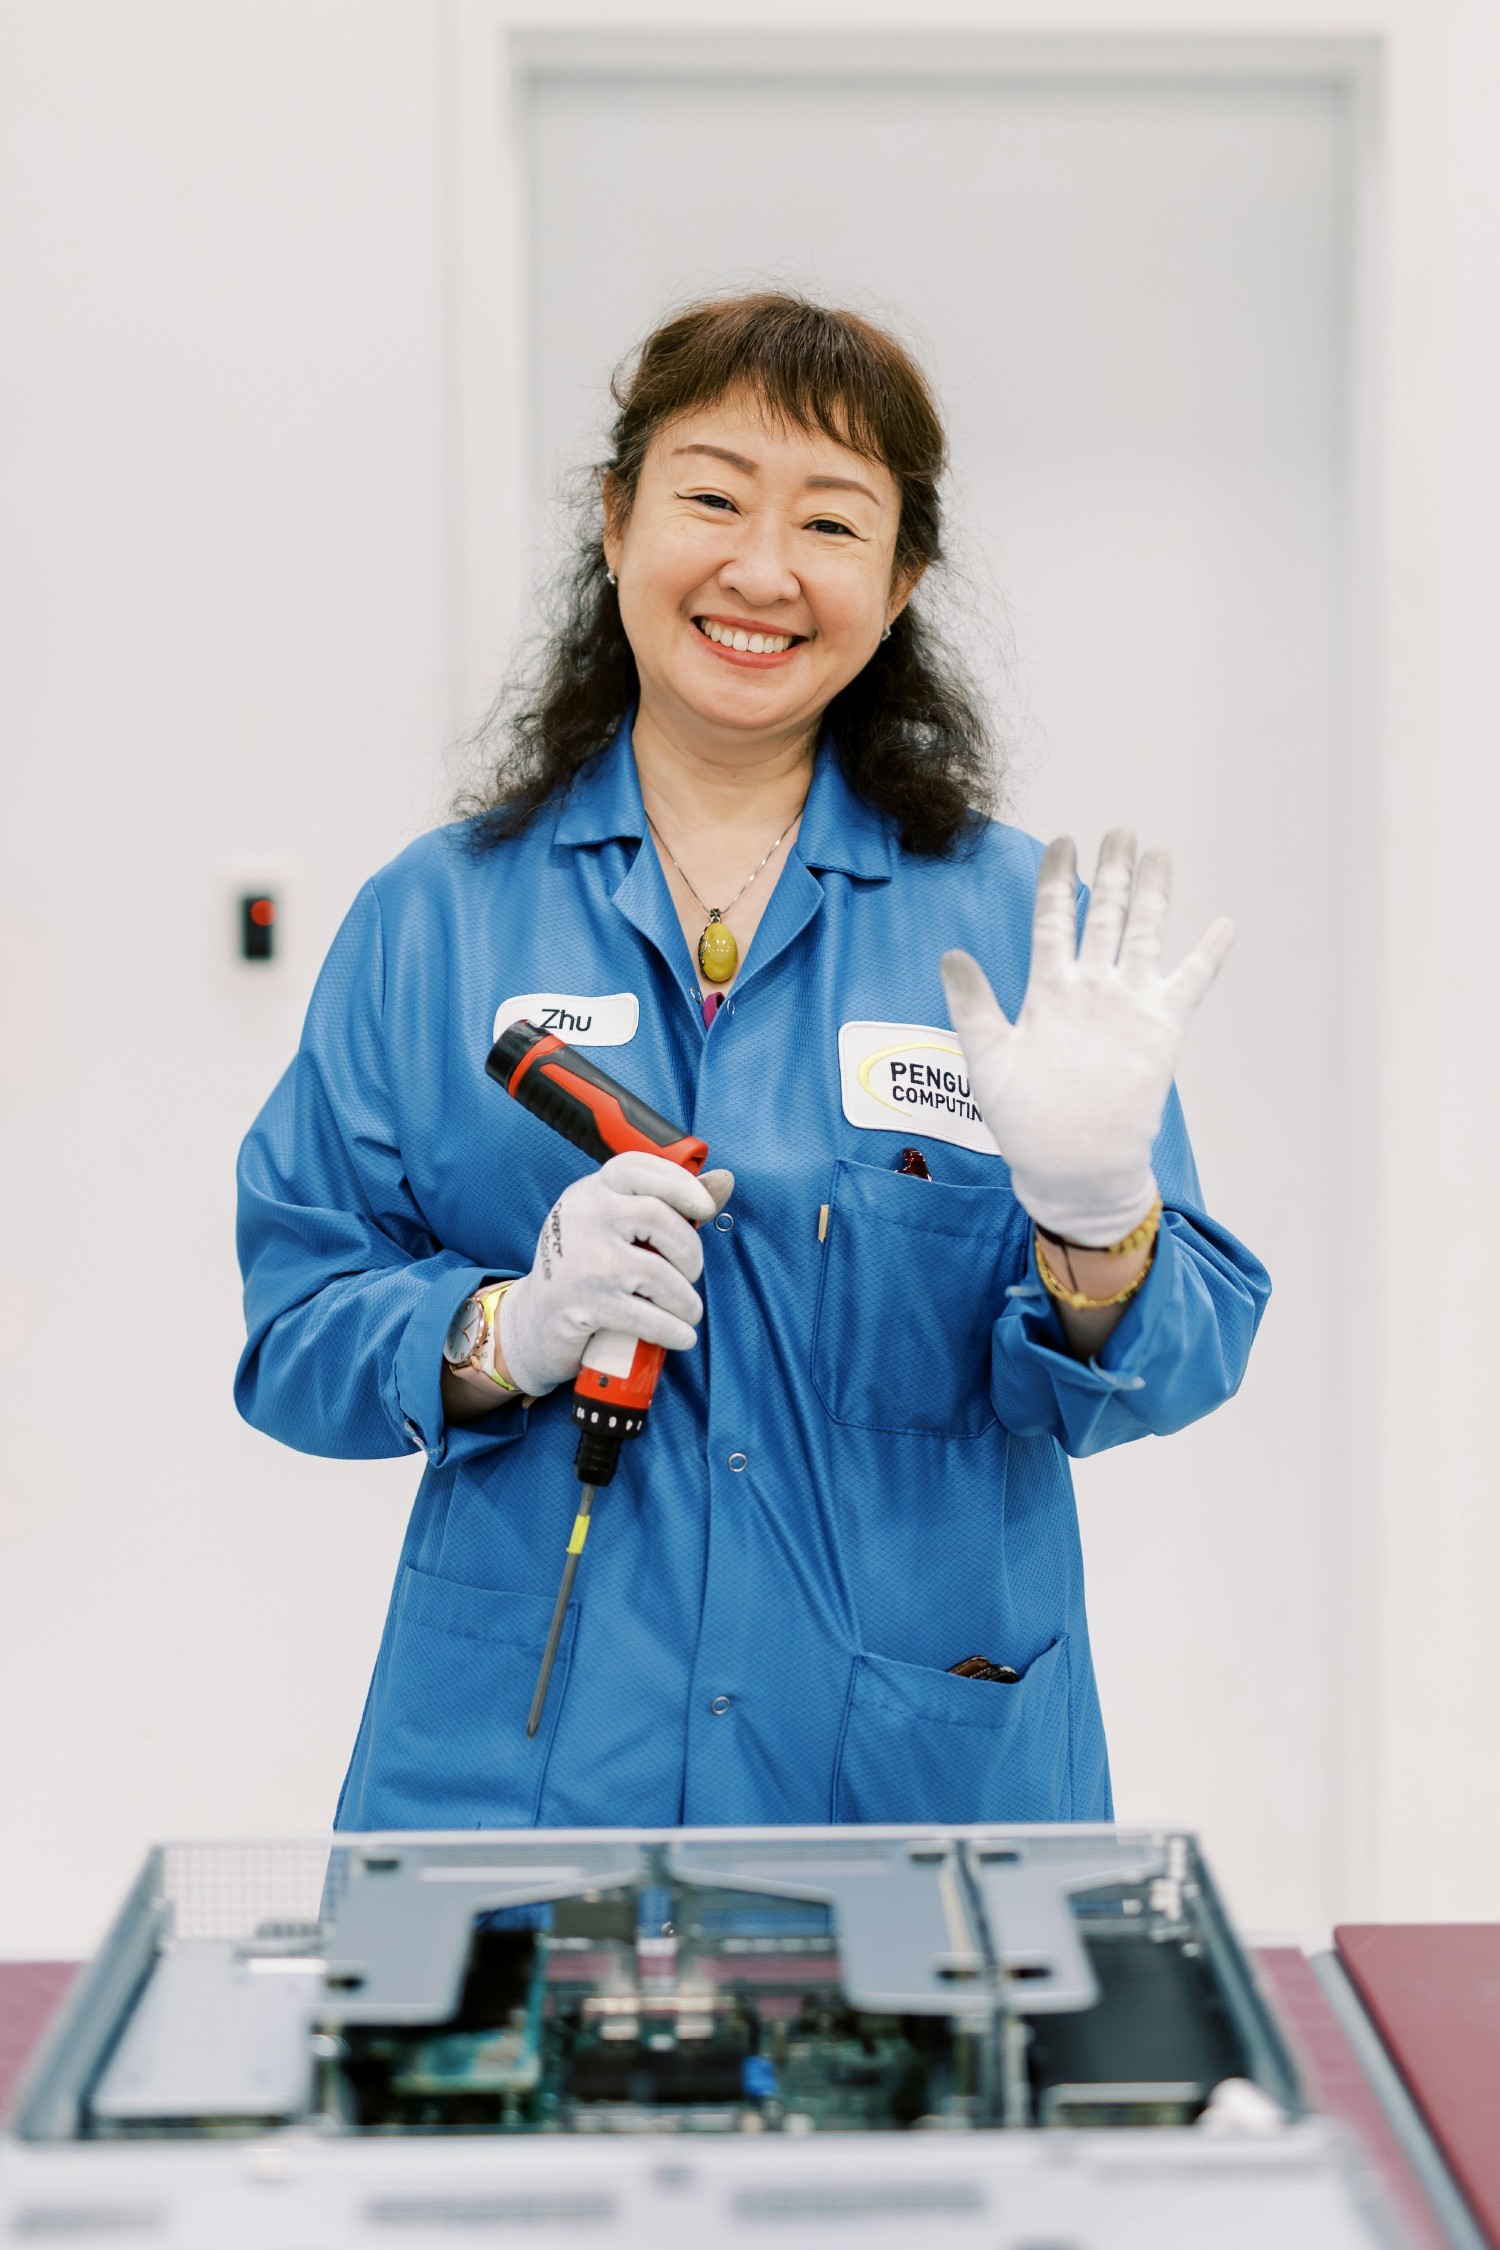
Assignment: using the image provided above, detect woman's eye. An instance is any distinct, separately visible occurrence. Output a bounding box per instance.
[682,491,735,512]
[809,518,855,538]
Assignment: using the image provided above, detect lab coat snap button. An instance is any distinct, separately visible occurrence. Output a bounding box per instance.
[710,1695,732,1716]
[728,1452,747,1473]
[714,1211,735,1232]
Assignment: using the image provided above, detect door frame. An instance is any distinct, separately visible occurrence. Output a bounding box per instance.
[442,0,1445,1925]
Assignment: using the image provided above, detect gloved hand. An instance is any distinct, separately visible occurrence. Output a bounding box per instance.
[499,1153,735,1397]
[940,829,1232,1246]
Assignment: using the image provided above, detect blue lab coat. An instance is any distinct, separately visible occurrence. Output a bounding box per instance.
[236,719,1269,1831]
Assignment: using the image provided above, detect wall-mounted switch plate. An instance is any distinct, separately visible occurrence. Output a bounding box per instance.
[239,892,277,962]
[220,857,297,983]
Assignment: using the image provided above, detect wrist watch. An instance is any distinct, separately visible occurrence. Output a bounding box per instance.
[441,1282,518,1390]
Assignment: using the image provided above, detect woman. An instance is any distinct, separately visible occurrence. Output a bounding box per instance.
[236,292,1268,1832]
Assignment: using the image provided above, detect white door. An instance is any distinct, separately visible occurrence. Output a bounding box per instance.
[524,53,1360,1933]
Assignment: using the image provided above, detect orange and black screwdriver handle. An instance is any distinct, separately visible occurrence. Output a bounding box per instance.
[485,1020,708,1490]
[486,1022,707,1176]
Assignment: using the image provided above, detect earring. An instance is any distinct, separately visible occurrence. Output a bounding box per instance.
[881,624,891,642]
[605,567,617,586]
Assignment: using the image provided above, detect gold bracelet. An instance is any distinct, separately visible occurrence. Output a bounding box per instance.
[476,1280,520,1390]
[1037,1197,1164,1259]
[1035,1231,1156,1313]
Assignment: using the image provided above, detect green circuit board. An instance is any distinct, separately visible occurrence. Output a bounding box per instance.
[329,1882,984,2135]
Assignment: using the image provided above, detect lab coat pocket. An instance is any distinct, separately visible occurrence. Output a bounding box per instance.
[811,1158,1017,1436]
[832,1636,1072,1824]
[359,1565,576,1828]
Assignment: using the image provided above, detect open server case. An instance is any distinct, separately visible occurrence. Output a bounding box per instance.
[5,1826,1404,2247]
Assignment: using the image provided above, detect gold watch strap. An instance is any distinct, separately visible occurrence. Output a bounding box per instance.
[474,1280,519,1390]
[1035,1206,1161,1313]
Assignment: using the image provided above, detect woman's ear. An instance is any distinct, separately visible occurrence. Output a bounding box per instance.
[886,557,928,630]
[601,471,625,580]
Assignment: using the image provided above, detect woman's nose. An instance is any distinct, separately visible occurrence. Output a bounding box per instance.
[721,521,800,607]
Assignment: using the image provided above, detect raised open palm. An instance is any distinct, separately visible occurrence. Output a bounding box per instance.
[940,829,1233,1245]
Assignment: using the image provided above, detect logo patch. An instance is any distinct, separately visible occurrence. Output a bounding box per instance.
[838,1020,1001,1157]
[492,991,640,1046]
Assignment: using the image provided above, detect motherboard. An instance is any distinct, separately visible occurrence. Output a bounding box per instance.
[336,1884,946,2136]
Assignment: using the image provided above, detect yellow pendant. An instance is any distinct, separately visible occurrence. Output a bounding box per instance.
[697,917,739,985]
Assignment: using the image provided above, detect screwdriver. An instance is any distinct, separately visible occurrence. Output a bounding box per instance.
[485,1021,711,1735]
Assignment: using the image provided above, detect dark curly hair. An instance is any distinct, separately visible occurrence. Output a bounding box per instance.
[458,292,996,856]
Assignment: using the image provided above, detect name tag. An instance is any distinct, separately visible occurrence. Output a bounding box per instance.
[838,1020,1001,1157]
[492,992,640,1046]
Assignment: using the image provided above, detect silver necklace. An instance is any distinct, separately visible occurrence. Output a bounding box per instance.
[643,806,802,985]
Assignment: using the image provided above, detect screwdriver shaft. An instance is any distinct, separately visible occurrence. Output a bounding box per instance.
[526,1485,595,1737]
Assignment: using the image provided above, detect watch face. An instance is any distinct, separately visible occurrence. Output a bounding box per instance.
[442,1297,485,1368]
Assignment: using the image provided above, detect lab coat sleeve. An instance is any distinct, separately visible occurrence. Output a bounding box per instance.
[989,1085,1270,1458]
[234,881,527,1468]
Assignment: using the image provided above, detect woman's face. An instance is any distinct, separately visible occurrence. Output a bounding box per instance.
[604,391,914,756]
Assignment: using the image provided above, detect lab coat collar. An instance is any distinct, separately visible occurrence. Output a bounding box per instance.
[551,715,650,849]
[551,711,897,883]
[797,740,897,883]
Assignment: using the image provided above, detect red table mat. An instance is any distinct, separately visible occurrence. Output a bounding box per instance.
[1337,1924,1500,2250]
[1255,1946,1448,2250]
[0,1963,79,2121]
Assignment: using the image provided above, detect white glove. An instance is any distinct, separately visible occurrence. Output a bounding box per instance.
[940,829,1232,1246]
[498,1153,734,1397]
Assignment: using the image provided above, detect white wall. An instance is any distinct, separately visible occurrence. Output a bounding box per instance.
[0,0,451,1952]
[1376,0,1500,1923]
[2,0,1499,1955]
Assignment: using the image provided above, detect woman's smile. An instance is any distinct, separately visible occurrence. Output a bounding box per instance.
[690,611,807,666]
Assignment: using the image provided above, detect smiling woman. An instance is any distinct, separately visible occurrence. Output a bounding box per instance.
[235,289,1269,1840]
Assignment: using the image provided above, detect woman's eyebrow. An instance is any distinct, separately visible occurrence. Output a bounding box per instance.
[805,474,881,504]
[672,443,757,473]
[671,444,881,507]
